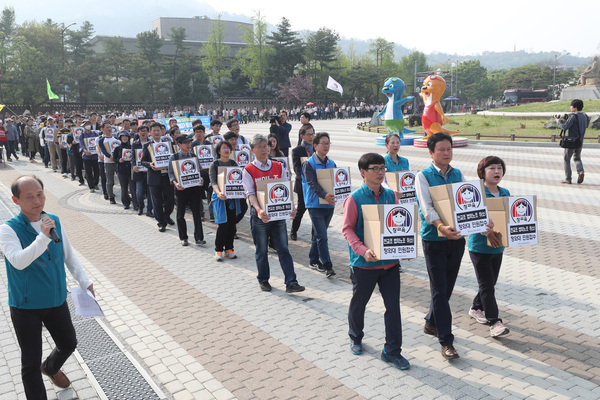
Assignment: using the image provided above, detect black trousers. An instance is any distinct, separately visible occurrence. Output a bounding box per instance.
[10,302,77,400]
[117,172,131,206]
[215,203,236,251]
[73,148,84,184]
[83,158,99,189]
[469,251,504,324]
[291,189,307,234]
[175,186,203,241]
[149,175,175,227]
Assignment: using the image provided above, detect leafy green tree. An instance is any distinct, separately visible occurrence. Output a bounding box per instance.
[267,17,304,88]
[237,11,274,107]
[367,37,396,101]
[136,30,165,103]
[455,60,493,104]
[305,28,339,101]
[200,14,231,107]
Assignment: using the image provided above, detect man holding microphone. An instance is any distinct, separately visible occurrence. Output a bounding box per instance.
[0,175,95,399]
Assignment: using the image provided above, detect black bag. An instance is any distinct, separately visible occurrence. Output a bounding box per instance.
[559,114,582,149]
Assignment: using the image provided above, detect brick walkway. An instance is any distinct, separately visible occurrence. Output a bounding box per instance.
[1,119,599,399]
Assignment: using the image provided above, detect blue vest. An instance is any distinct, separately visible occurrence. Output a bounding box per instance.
[418,163,463,241]
[348,183,398,268]
[4,212,66,309]
[301,154,335,209]
[384,153,410,172]
[468,186,510,254]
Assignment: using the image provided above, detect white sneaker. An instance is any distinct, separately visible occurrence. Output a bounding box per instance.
[468,308,488,324]
[490,321,510,337]
[215,252,224,262]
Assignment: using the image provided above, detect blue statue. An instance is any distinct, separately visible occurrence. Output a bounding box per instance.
[377,77,415,137]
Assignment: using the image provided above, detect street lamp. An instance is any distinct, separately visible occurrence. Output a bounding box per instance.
[552,51,569,100]
[61,22,76,103]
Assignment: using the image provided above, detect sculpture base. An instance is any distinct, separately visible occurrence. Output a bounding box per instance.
[560,86,600,101]
[375,133,422,146]
[414,137,469,148]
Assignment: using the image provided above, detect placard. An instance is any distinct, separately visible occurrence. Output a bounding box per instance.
[386,170,417,204]
[134,149,147,172]
[111,126,118,137]
[316,167,352,204]
[149,142,172,169]
[271,156,290,178]
[263,181,293,221]
[234,150,251,167]
[121,149,132,162]
[363,204,417,260]
[60,134,69,149]
[195,145,214,169]
[72,127,84,142]
[451,181,489,236]
[45,127,55,143]
[210,135,223,148]
[217,167,245,199]
[507,196,538,247]
[172,158,202,188]
[84,137,97,155]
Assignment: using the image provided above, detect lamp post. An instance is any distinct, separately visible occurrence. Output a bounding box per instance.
[552,51,569,100]
[61,22,76,103]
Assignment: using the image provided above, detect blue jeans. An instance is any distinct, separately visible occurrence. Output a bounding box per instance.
[422,238,466,346]
[308,207,334,268]
[348,264,403,357]
[250,214,297,286]
[136,179,153,212]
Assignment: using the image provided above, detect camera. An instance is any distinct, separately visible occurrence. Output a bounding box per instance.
[554,113,568,120]
[269,116,281,124]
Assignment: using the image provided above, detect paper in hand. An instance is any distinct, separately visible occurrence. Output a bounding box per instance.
[71,287,104,318]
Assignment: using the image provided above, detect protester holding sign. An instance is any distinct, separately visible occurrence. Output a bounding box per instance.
[302,132,337,278]
[78,122,100,193]
[168,135,205,246]
[242,134,304,294]
[131,125,153,217]
[342,152,410,370]
[290,124,315,241]
[113,131,133,210]
[467,156,510,337]
[210,141,242,261]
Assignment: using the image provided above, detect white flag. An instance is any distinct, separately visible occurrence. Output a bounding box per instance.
[327,76,343,95]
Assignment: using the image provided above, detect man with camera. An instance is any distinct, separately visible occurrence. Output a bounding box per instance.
[555,99,587,184]
[269,110,292,156]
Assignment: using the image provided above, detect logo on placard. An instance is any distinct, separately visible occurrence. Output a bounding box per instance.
[89,138,97,146]
[240,144,251,152]
[455,183,482,210]
[47,128,54,135]
[155,143,170,155]
[110,141,119,151]
[510,198,533,223]
[385,207,412,234]
[400,173,415,189]
[269,184,289,203]
[227,169,242,183]
[181,160,196,174]
[211,136,223,146]
[335,169,349,186]
[199,146,211,157]
[237,151,249,164]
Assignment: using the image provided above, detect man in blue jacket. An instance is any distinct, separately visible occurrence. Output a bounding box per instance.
[0,175,94,399]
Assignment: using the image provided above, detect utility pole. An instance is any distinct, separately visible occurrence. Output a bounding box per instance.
[61,22,76,103]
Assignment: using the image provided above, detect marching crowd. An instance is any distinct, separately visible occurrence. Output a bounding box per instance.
[1,107,515,380]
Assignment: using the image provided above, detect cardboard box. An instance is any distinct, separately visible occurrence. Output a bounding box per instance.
[385,170,418,204]
[256,178,294,221]
[271,156,290,179]
[148,142,172,169]
[102,137,120,156]
[134,149,147,172]
[83,137,98,155]
[316,167,352,205]
[486,195,538,247]
[195,145,214,169]
[121,149,132,162]
[230,149,251,167]
[171,157,202,188]
[217,166,245,199]
[362,204,418,260]
[429,180,489,236]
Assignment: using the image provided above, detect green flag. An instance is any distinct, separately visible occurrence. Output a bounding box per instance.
[46,79,59,100]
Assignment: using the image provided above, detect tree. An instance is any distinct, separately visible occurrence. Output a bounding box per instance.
[237,11,274,108]
[454,60,494,104]
[276,75,313,107]
[0,6,16,66]
[136,30,165,103]
[368,37,396,101]
[267,17,304,88]
[200,14,231,107]
[305,28,339,101]
[397,51,428,97]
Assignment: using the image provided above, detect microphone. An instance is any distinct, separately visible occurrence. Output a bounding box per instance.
[41,212,61,243]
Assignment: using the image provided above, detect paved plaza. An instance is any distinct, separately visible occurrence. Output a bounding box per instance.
[1,119,599,400]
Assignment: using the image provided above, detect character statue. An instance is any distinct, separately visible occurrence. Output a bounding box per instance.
[377,77,415,138]
[420,75,459,138]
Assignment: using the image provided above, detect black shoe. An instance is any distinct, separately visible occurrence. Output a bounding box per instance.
[14,155,18,160]
[71,177,76,181]
[325,268,336,278]
[290,232,297,241]
[181,239,189,246]
[234,234,239,239]
[146,211,154,218]
[104,194,109,200]
[94,186,99,190]
[133,206,139,211]
[7,158,12,162]
[285,283,305,293]
[158,225,166,232]
[138,208,144,216]
[110,198,116,204]
[259,281,272,292]
[195,240,206,246]
[316,264,327,273]
[79,181,86,186]
[167,218,175,226]
[309,260,322,270]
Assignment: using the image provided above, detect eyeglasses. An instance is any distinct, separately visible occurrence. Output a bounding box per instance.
[302,133,314,137]
[366,166,387,173]
[254,145,269,151]
[317,142,331,146]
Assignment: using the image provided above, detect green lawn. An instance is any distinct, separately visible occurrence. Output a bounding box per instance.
[487,100,600,113]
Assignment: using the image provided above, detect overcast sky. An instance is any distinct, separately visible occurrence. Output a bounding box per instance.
[6,0,599,58]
